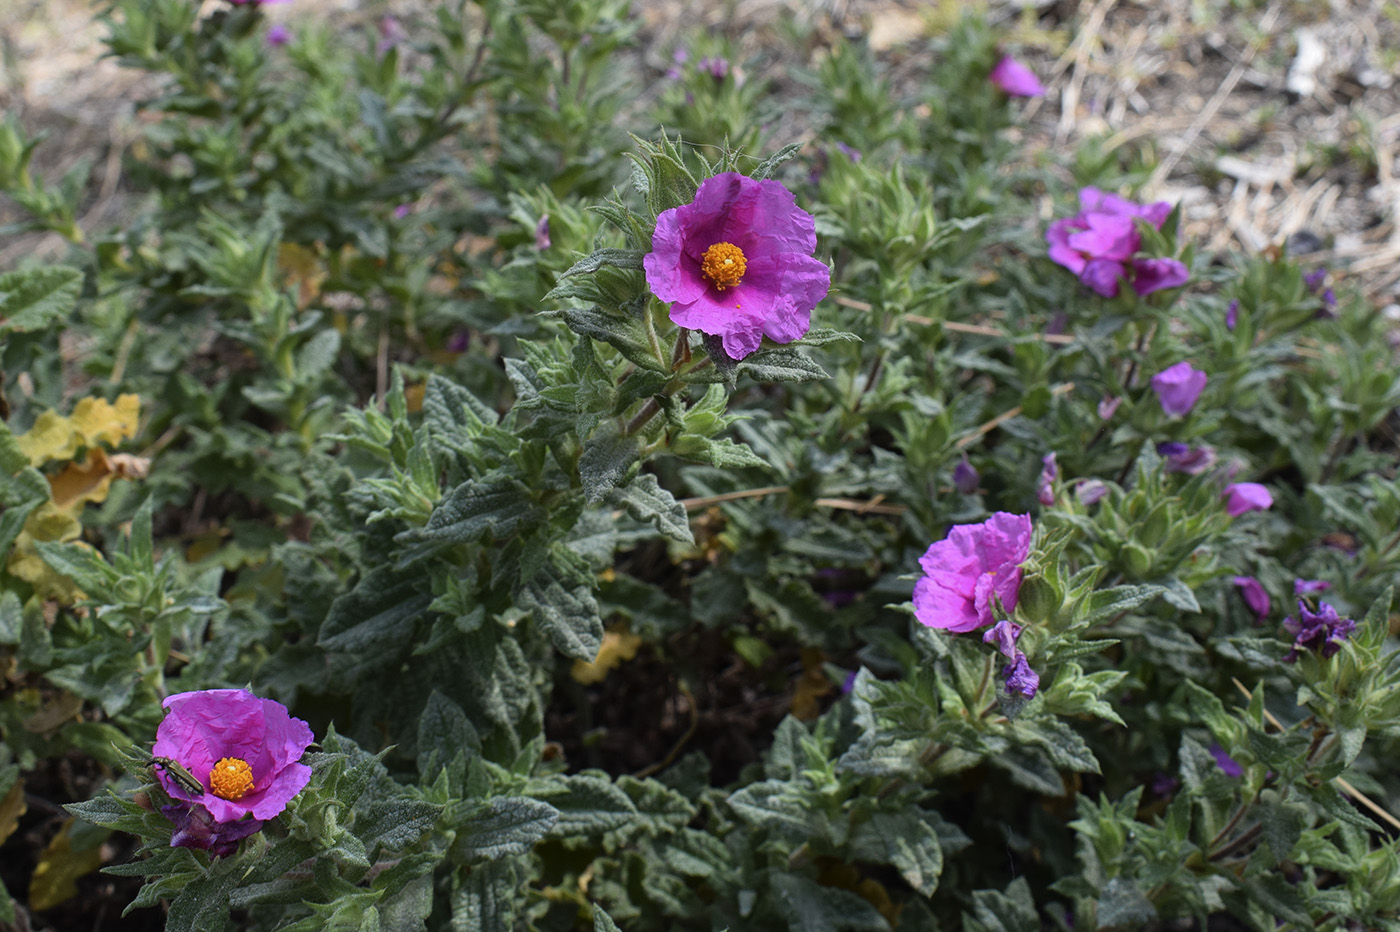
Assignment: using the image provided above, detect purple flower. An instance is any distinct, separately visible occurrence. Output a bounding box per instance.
[1283,599,1355,661]
[953,459,979,494]
[377,15,406,55]
[1150,772,1180,797]
[265,23,291,46]
[1232,576,1271,623]
[161,803,263,858]
[834,142,862,163]
[446,330,471,353]
[1303,268,1327,293]
[1223,482,1272,517]
[665,48,688,80]
[153,689,314,827]
[1076,479,1109,506]
[841,669,859,694]
[1097,395,1121,420]
[913,513,1033,634]
[1003,653,1040,697]
[1156,441,1216,475]
[989,55,1045,97]
[1294,578,1331,595]
[982,619,1023,658]
[1046,188,1185,298]
[1225,299,1239,331]
[643,172,830,361]
[535,214,551,250]
[1131,257,1191,296]
[1036,453,1058,506]
[1150,361,1207,417]
[393,203,412,220]
[697,57,729,81]
[1209,742,1243,778]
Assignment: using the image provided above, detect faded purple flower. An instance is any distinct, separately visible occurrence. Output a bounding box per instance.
[1232,575,1271,623]
[1210,742,1243,778]
[1046,188,1187,298]
[1283,599,1355,661]
[1003,652,1040,698]
[834,142,862,163]
[1157,441,1217,475]
[153,689,314,827]
[1223,482,1272,517]
[1150,772,1180,797]
[989,55,1045,97]
[446,330,471,353]
[162,803,263,858]
[643,172,830,361]
[377,15,406,55]
[913,513,1033,634]
[1150,361,1207,417]
[1036,453,1058,506]
[266,23,291,46]
[953,458,980,494]
[697,56,729,81]
[1225,299,1239,331]
[1294,578,1331,595]
[665,48,688,80]
[535,214,551,250]
[1076,479,1109,506]
[1303,268,1327,293]
[983,619,1023,659]
[841,669,859,695]
[1097,395,1121,420]
[393,203,412,220]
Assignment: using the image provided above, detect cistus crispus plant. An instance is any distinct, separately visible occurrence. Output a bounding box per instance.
[3,1,1400,930]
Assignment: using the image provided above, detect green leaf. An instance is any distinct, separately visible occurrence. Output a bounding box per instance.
[318,564,434,652]
[519,557,603,661]
[849,812,944,896]
[451,859,519,932]
[751,142,803,181]
[450,797,559,861]
[580,426,641,503]
[606,473,693,543]
[1081,584,1164,626]
[356,799,442,852]
[769,871,890,932]
[1095,877,1157,929]
[0,266,82,334]
[963,877,1038,932]
[557,306,667,372]
[295,328,341,380]
[398,478,540,556]
[735,348,829,383]
[592,905,623,932]
[166,862,240,932]
[418,690,480,778]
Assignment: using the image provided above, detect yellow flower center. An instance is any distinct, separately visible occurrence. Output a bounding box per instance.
[209,757,255,801]
[700,242,746,290]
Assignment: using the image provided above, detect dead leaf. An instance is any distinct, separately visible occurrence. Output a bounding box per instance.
[0,778,26,849]
[790,647,832,721]
[277,242,327,309]
[571,625,643,685]
[28,818,104,911]
[22,690,84,735]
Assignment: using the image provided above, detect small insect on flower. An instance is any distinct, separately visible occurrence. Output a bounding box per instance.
[152,757,205,797]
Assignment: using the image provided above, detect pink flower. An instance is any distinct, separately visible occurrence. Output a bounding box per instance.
[1097,395,1121,420]
[989,55,1045,97]
[1222,482,1272,517]
[1232,576,1271,622]
[535,214,551,250]
[153,689,313,827]
[1157,442,1216,475]
[913,513,1033,634]
[1150,361,1207,417]
[265,23,291,46]
[1046,188,1188,298]
[644,172,830,360]
[1036,452,1057,506]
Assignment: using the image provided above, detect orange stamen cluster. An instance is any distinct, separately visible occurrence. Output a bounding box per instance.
[700,242,747,290]
[209,757,255,800]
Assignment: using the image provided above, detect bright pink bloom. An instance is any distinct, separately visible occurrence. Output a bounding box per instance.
[1223,482,1272,517]
[989,55,1045,97]
[644,172,830,360]
[913,513,1033,634]
[1046,188,1188,298]
[1150,361,1207,417]
[153,689,313,826]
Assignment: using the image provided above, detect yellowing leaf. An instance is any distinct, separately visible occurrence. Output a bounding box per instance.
[16,394,140,466]
[6,503,84,601]
[0,778,26,849]
[790,647,833,722]
[28,818,104,911]
[48,449,150,513]
[571,625,643,685]
[277,242,328,309]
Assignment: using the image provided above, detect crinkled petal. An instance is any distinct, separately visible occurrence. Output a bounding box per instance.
[643,208,708,306]
[1132,257,1190,295]
[1046,219,1087,274]
[1079,259,1126,297]
[913,573,982,633]
[1068,214,1139,261]
[721,177,818,258]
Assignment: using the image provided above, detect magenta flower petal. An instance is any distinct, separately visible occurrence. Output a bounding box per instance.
[1067,214,1139,262]
[914,513,1033,633]
[1131,257,1190,295]
[1150,361,1207,417]
[989,55,1045,97]
[1080,259,1127,297]
[1232,576,1271,622]
[1223,482,1273,517]
[153,689,314,828]
[1209,742,1243,778]
[644,172,829,361]
[1046,218,1087,275]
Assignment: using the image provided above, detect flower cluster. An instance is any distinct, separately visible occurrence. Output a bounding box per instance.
[153,689,314,857]
[644,172,830,361]
[1283,600,1355,662]
[1046,188,1189,298]
[913,513,1039,697]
